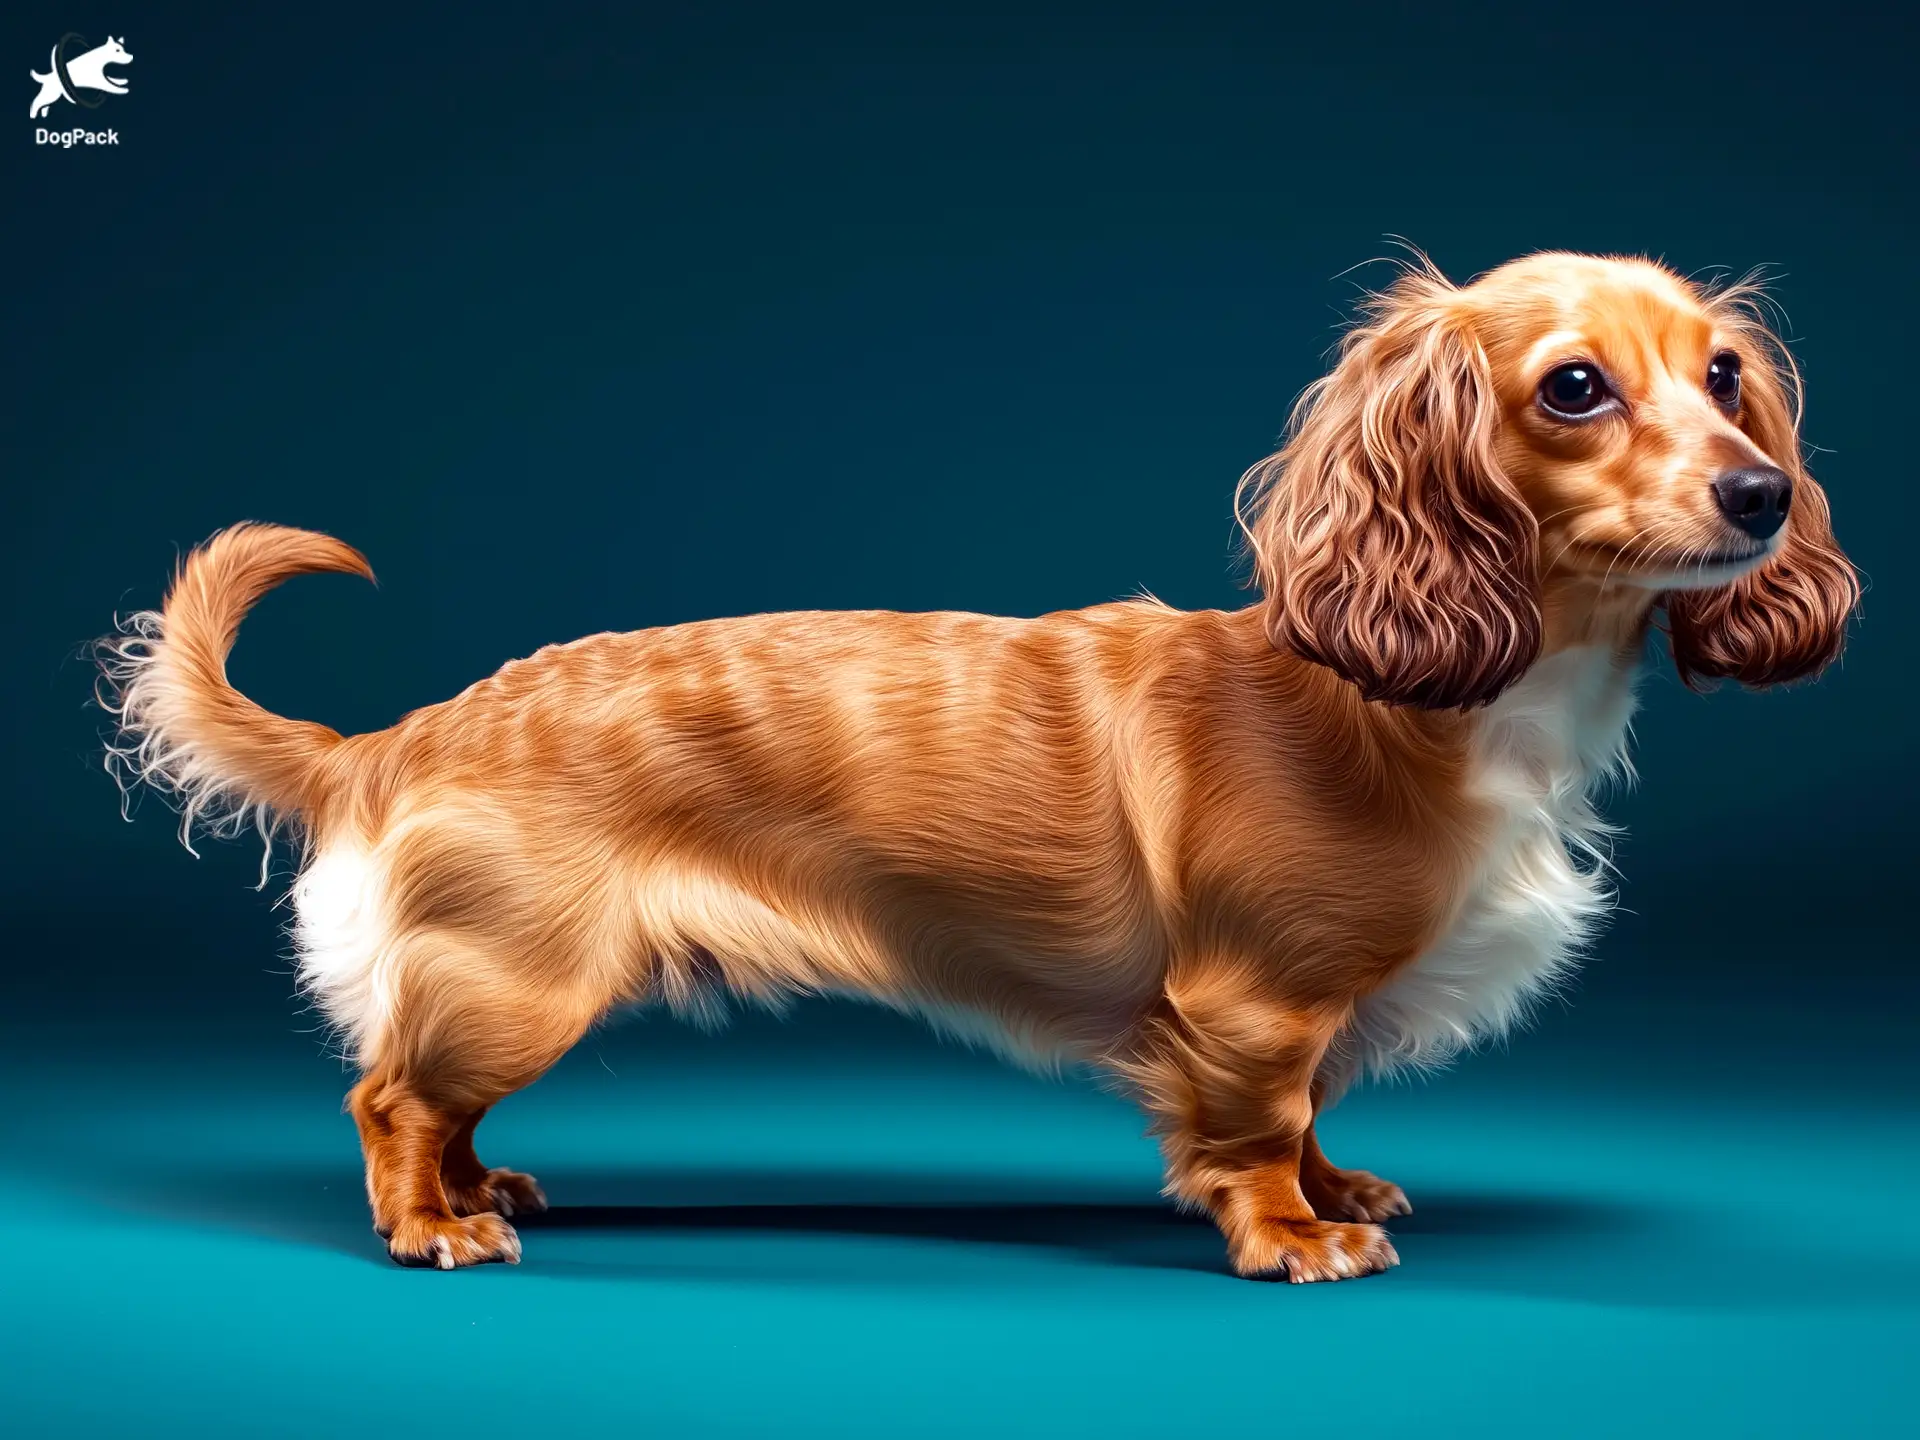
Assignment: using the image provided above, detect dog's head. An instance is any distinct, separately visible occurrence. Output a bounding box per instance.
[1238,251,1859,708]
[101,36,133,65]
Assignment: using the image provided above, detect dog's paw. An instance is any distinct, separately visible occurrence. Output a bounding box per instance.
[385,1212,522,1270]
[1231,1219,1399,1283]
[446,1167,548,1220]
[1303,1165,1412,1224]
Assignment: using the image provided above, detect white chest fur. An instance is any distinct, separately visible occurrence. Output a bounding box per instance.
[1333,646,1639,1093]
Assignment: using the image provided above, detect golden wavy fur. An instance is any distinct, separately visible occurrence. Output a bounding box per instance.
[99,252,1857,1280]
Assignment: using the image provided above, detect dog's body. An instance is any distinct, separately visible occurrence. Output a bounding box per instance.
[29,36,131,119]
[286,601,1624,1080]
[101,253,1857,1279]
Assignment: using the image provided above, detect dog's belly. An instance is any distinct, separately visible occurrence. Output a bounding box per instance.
[618,855,1168,1065]
[288,823,1167,1071]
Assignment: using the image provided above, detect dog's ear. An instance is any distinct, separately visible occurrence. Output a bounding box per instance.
[1239,268,1541,709]
[1666,299,1860,688]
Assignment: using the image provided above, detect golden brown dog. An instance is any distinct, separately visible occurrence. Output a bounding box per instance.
[100,252,1857,1280]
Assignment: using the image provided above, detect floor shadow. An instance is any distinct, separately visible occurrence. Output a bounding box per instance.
[101,1161,1226,1273]
[98,1159,1654,1279]
[515,1184,1667,1284]
[520,1194,1224,1274]
[58,1159,1919,1309]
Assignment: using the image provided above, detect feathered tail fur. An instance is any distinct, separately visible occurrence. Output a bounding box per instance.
[98,524,374,876]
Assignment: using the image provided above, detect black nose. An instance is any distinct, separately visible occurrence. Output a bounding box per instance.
[1712,465,1793,541]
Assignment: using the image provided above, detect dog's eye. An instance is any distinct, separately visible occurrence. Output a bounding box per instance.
[1706,352,1742,407]
[1539,363,1607,418]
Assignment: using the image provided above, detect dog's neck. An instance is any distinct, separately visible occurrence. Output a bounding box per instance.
[1474,575,1655,791]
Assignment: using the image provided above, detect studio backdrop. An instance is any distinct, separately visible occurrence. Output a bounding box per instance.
[3,3,1913,1437]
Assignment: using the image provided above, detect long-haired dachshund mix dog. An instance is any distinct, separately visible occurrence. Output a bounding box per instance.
[100,252,1857,1280]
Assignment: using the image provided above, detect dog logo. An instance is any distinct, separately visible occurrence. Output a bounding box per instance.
[29,34,132,119]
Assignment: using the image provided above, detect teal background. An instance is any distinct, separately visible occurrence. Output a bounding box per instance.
[3,1,1915,1435]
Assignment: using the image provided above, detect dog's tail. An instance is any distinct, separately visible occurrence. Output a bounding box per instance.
[98,523,375,868]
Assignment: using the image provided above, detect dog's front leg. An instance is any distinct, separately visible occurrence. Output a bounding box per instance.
[1118,969,1400,1283]
[1299,1114,1412,1224]
[1291,1067,1413,1223]
[440,1105,549,1221]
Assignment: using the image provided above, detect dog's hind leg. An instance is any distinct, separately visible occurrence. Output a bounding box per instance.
[350,1073,520,1268]
[440,1106,549,1220]
[347,934,598,1268]
[1115,965,1400,1283]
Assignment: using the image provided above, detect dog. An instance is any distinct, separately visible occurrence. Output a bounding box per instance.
[98,252,1857,1280]
[29,35,131,119]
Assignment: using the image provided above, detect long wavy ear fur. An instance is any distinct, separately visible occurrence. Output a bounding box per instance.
[1666,283,1860,688]
[1238,263,1541,709]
